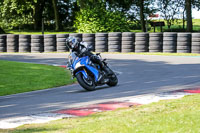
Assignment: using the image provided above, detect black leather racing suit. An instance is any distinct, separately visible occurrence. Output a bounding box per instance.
[72,41,105,69]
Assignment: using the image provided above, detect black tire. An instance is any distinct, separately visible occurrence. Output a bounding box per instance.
[122,45,134,49]
[192,33,200,38]
[108,32,121,37]
[76,72,96,91]
[108,37,121,41]
[82,33,95,38]
[107,73,118,87]
[95,49,107,52]
[82,38,95,42]
[135,37,148,41]
[122,32,135,37]
[56,34,69,38]
[31,43,43,47]
[56,38,66,42]
[192,38,200,42]
[108,45,121,49]
[44,34,56,38]
[31,39,43,43]
[0,43,5,47]
[108,41,121,45]
[163,37,177,41]
[122,41,134,45]
[96,33,108,37]
[95,37,107,41]
[44,38,56,42]
[149,37,162,41]
[192,42,200,46]
[122,49,134,53]
[122,37,134,41]
[31,35,43,39]
[0,47,6,52]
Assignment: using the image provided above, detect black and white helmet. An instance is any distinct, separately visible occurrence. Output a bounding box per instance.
[66,36,78,49]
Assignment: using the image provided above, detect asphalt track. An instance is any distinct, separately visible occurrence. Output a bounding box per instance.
[0,53,200,120]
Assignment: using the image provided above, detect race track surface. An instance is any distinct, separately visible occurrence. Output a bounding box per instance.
[0,53,200,120]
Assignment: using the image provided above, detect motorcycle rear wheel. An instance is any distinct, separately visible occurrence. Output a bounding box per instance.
[76,73,96,91]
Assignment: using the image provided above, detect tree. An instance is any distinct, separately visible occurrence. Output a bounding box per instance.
[52,0,60,31]
[139,0,146,32]
[185,0,192,32]
[157,0,183,30]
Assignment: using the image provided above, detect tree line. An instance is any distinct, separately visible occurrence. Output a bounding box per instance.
[0,0,199,33]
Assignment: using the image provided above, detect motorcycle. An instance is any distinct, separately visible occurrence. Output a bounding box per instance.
[67,50,118,91]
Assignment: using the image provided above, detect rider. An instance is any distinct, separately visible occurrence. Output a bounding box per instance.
[66,36,112,78]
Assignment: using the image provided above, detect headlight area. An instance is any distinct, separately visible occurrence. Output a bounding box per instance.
[75,61,83,69]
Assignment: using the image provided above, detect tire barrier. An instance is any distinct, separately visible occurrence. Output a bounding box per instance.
[191,33,200,53]
[149,33,163,53]
[7,34,19,52]
[0,35,6,52]
[108,32,121,52]
[135,33,149,53]
[163,32,177,53]
[95,33,108,52]
[31,35,44,53]
[56,34,69,52]
[1,33,200,54]
[121,32,135,53]
[177,33,191,53]
[44,34,56,52]
[69,33,82,41]
[19,35,31,53]
[82,33,95,51]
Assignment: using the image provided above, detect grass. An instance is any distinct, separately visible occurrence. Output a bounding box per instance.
[1,94,199,133]
[0,60,76,96]
[5,19,200,34]
[5,30,73,35]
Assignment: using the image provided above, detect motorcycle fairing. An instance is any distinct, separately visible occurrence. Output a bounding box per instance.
[73,56,99,82]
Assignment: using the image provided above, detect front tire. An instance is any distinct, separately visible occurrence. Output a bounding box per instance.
[107,73,118,87]
[76,73,96,91]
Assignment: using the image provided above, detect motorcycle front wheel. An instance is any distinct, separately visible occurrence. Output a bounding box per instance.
[76,73,96,91]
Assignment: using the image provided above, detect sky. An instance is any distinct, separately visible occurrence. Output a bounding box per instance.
[193,9,200,19]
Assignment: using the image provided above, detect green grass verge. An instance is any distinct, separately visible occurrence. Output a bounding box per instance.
[1,94,199,133]
[5,30,73,35]
[0,60,76,96]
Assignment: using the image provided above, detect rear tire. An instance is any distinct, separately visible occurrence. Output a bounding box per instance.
[76,73,96,91]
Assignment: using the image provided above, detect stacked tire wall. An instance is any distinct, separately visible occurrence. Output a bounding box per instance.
[191,33,200,53]
[135,33,149,52]
[108,32,121,52]
[82,33,95,51]
[177,33,191,53]
[7,34,18,52]
[44,34,56,52]
[121,32,135,53]
[1,33,200,54]
[0,35,6,52]
[95,33,108,52]
[56,34,69,52]
[163,32,177,53]
[31,35,44,53]
[149,33,163,52]
[19,35,31,52]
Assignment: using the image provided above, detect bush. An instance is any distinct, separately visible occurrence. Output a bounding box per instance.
[74,8,131,33]
[0,27,5,34]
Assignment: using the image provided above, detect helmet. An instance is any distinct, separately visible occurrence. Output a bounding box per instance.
[66,36,78,49]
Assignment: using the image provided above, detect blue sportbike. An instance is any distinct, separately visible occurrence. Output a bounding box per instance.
[67,50,118,91]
